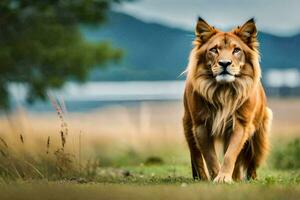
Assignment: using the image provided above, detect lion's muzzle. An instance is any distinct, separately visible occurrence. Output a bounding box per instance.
[216,59,235,83]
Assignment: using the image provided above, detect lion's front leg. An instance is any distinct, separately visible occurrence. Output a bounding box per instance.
[194,125,220,180]
[183,115,209,180]
[214,122,248,183]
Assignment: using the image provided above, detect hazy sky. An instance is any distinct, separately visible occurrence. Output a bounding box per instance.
[115,0,300,36]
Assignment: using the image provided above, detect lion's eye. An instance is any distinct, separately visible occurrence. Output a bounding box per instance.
[209,47,218,54]
[233,48,241,54]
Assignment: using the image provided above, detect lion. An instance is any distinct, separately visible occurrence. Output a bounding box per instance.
[183,18,272,183]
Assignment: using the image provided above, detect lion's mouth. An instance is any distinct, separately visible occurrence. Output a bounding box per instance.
[219,70,231,75]
[215,71,235,83]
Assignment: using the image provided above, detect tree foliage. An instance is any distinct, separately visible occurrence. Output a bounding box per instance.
[0,0,124,109]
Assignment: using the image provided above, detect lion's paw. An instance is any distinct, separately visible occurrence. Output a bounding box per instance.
[213,172,233,184]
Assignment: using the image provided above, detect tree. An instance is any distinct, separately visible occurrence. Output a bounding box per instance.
[0,0,124,109]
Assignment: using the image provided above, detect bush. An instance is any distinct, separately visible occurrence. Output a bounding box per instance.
[272,138,300,169]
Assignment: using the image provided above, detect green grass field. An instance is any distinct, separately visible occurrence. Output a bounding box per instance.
[0,165,299,200]
[0,100,300,199]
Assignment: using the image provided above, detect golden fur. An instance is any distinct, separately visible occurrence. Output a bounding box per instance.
[183,18,272,183]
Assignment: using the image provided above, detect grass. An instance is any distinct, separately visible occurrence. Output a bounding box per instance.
[72,165,300,185]
[0,166,299,200]
[0,99,300,199]
[271,139,300,169]
[0,183,298,200]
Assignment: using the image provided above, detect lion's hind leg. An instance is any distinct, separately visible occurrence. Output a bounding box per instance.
[246,108,272,180]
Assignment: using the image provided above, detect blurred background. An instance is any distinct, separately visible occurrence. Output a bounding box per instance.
[0,0,299,181]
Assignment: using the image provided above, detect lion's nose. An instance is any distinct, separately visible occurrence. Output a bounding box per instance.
[218,60,232,69]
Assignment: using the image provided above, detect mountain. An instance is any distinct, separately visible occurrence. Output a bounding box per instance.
[82,12,300,81]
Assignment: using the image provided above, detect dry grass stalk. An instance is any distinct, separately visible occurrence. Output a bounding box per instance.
[46,136,50,154]
[0,149,7,157]
[0,137,8,158]
[60,131,66,149]
[59,96,68,116]
[79,131,82,173]
[48,94,69,151]
[0,137,8,148]
[48,93,69,136]
[20,134,24,144]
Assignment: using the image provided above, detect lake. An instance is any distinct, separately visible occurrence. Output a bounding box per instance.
[9,81,185,112]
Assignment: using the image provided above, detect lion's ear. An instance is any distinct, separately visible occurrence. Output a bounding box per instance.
[234,18,258,49]
[195,17,217,44]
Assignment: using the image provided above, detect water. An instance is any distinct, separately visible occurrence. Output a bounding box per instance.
[9,81,185,112]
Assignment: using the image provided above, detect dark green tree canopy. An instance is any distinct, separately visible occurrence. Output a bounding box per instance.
[0,0,123,109]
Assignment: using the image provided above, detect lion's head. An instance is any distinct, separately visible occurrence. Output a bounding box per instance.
[186,18,262,134]
[187,18,261,105]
